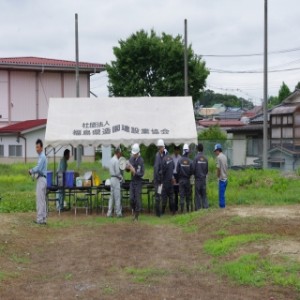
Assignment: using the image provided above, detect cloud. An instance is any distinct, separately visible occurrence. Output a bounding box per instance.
[0,0,300,102]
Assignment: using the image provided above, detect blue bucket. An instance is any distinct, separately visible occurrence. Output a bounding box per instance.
[65,171,74,187]
[47,171,53,187]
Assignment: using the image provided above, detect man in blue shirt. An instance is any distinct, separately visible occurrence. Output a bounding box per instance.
[29,139,48,225]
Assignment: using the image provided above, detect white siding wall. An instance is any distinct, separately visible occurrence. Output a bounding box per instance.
[38,72,62,118]
[0,135,25,163]
[0,70,90,123]
[11,71,36,121]
[0,71,9,122]
[231,134,247,165]
[64,73,89,97]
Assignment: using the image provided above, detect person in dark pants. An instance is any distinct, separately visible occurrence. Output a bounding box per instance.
[177,144,192,213]
[56,149,70,211]
[153,139,165,217]
[192,143,209,210]
[128,143,144,221]
[171,145,181,212]
[161,149,175,215]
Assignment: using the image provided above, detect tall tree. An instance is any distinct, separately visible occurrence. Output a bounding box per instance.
[278,81,291,103]
[198,89,254,109]
[106,30,209,101]
[295,82,300,90]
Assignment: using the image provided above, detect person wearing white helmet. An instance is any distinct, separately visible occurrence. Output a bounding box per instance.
[183,143,189,155]
[214,143,228,208]
[192,143,209,210]
[153,139,165,217]
[177,143,193,213]
[107,147,123,218]
[127,143,144,221]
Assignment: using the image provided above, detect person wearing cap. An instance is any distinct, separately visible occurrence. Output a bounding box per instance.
[107,147,123,217]
[176,144,192,213]
[171,145,181,212]
[127,143,144,221]
[192,143,209,210]
[214,143,228,208]
[161,148,176,215]
[153,139,165,217]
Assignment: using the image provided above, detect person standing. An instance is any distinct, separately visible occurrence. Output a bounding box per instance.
[56,149,70,211]
[128,143,144,221]
[161,149,175,215]
[171,145,181,212]
[153,139,165,217]
[192,143,209,210]
[214,143,228,208]
[177,144,192,213]
[107,147,123,217]
[29,139,48,225]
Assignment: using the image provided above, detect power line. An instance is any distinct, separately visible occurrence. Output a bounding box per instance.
[201,46,300,57]
[209,66,300,74]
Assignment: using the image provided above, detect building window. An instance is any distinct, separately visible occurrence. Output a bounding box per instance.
[9,145,22,157]
[0,145,3,157]
[247,136,262,157]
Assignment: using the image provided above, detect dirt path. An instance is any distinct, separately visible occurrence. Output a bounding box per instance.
[0,206,299,299]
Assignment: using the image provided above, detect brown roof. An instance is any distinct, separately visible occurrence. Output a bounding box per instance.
[0,57,105,73]
[0,119,47,134]
[270,105,299,115]
[198,119,244,128]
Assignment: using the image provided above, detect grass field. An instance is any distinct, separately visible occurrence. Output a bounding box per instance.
[0,163,300,299]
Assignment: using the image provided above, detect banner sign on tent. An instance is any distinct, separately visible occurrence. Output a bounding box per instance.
[45,97,197,148]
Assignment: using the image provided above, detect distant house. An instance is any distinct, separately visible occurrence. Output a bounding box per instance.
[0,57,104,126]
[0,56,104,163]
[0,119,47,163]
[198,103,226,117]
[0,119,94,163]
[268,90,300,170]
[228,90,300,170]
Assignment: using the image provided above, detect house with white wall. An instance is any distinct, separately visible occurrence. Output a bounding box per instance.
[228,89,300,170]
[0,57,104,163]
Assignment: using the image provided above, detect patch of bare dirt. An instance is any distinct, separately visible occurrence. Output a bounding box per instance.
[227,205,300,219]
[0,207,299,300]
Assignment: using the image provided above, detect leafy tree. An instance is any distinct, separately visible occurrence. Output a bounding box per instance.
[267,82,291,108]
[106,30,209,101]
[268,95,279,108]
[295,82,300,90]
[198,125,227,141]
[278,81,291,103]
[197,125,228,157]
[198,89,254,109]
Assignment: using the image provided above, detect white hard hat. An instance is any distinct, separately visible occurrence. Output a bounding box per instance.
[131,143,140,154]
[183,143,189,151]
[157,139,165,147]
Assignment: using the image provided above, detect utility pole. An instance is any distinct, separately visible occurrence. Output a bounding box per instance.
[184,19,188,96]
[263,0,268,169]
[75,13,81,168]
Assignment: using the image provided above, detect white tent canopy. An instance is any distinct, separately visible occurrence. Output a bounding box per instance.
[45,97,197,148]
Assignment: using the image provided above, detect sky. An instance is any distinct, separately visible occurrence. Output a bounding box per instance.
[1,0,300,106]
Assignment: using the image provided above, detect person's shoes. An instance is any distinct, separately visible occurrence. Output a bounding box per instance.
[107,214,113,218]
[33,220,47,225]
[116,215,123,218]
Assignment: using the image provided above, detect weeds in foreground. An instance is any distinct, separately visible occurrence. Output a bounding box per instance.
[203,233,271,256]
[216,253,300,290]
[125,267,169,283]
